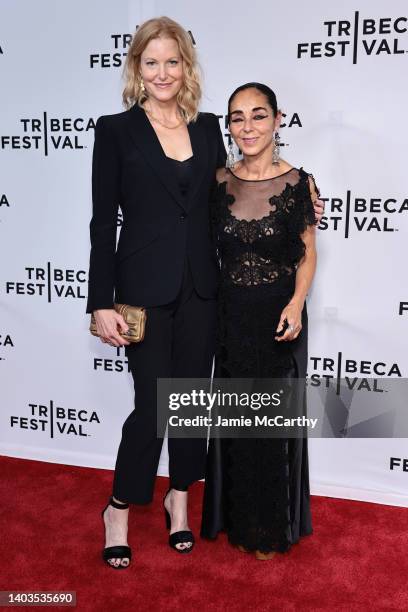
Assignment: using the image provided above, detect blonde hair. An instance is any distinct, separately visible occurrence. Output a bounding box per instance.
[122,16,201,122]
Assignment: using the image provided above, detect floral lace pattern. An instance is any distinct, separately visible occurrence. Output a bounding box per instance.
[211,167,318,288]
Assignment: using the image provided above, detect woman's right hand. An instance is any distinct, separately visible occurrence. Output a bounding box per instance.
[93,309,130,347]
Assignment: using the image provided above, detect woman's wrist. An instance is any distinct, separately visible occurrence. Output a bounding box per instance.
[288,295,305,309]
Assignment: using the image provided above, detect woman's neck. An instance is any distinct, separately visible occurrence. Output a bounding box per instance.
[238,146,281,180]
[144,97,181,122]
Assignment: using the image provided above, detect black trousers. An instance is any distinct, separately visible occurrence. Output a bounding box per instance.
[112,257,217,504]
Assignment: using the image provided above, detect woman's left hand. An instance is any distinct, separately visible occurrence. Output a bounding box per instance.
[275,302,303,342]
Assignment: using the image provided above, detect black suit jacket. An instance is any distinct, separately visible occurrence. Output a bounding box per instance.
[86,104,226,313]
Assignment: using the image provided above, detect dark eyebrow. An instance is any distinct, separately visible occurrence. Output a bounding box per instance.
[230,107,268,115]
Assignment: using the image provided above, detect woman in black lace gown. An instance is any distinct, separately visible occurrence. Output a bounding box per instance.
[201,83,319,559]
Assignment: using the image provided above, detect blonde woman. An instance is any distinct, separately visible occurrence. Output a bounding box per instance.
[87,16,226,568]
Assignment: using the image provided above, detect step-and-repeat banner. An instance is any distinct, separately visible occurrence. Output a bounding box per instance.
[1,0,407,506]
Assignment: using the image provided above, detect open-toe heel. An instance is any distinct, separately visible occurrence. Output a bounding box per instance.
[163,488,195,554]
[101,496,132,569]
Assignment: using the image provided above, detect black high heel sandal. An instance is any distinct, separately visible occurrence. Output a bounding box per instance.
[101,496,132,569]
[163,488,195,554]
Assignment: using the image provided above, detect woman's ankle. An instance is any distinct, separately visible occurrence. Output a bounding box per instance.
[112,495,128,506]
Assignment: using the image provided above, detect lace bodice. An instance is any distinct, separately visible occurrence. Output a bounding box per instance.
[211,166,319,288]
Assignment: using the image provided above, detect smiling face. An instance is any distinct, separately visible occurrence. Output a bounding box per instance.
[228,88,281,158]
[140,36,184,103]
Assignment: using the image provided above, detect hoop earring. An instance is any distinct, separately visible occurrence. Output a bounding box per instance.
[226,141,235,169]
[272,131,281,165]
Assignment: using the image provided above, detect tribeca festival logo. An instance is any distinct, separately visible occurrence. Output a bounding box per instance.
[93,345,130,373]
[0,113,96,155]
[90,33,134,68]
[89,29,196,68]
[10,400,100,438]
[0,332,14,363]
[307,351,402,394]
[5,263,87,302]
[308,352,403,438]
[319,191,408,237]
[297,13,408,63]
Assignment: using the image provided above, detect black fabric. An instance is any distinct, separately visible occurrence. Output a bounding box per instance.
[169,483,190,492]
[210,167,318,290]
[112,256,217,504]
[86,105,226,313]
[102,545,132,561]
[108,497,129,510]
[201,166,317,553]
[166,156,194,201]
[88,104,226,507]
[169,531,195,545]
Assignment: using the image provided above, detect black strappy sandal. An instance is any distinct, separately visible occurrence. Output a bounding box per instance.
[163,488,195,554]
[101,496,132,569]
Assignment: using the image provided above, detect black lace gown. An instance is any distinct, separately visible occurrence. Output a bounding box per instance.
[200,166,318,553]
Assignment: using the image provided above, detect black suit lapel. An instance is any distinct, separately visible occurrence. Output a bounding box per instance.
[128,104,188,212]
[187,115,208,208]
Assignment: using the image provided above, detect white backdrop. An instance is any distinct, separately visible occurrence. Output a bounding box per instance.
[1,0,407,506]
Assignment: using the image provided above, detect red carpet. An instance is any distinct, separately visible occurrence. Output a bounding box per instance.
[0,455,407,611]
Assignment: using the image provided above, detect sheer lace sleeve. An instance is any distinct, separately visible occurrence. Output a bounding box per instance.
[297,169,320,232]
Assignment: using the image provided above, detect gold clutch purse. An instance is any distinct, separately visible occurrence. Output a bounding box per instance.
[90,304,147,343]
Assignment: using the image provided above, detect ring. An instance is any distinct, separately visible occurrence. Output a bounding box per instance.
[287,324,295,332]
